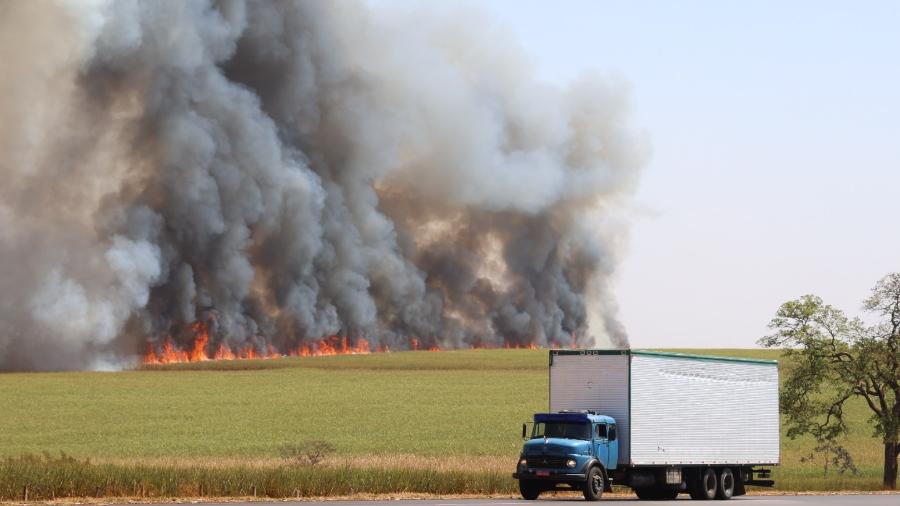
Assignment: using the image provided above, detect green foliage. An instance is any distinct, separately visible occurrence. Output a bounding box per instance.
[799,440,858,477]
[759,295,855,441]
[759,273,900,489]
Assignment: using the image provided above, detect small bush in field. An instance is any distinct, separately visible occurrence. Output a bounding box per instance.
[279,441,335,466]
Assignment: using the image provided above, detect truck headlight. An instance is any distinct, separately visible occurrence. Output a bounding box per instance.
[519,458,528,467]
[566,459,577,468]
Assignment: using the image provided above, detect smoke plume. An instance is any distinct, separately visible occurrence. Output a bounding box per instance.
[0,0,645,371]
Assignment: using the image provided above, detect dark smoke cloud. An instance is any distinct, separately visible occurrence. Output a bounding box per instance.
[0,0,646,371]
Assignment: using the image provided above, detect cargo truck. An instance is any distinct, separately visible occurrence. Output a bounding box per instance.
[513,350,779,500]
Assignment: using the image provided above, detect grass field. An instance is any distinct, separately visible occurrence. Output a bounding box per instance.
[0,348,889,499]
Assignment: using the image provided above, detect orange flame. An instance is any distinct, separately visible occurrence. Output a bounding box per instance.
[188,322,210,362]
[213,343,235,360]
[143,342,159,364]
[142,322,555,365]
[157,337,188,364]
[503,341,539,350]
[288,336,372,357]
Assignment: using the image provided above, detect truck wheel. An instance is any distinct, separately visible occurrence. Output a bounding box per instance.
[689,468,717,500]
[716,468,734,500]
[582,466,605,501]
[518,479,541,500]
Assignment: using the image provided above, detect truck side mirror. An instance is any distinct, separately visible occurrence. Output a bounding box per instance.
[609,425,617,441]
[522,423,527,439]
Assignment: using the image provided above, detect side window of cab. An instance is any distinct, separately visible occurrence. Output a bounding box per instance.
[596,423,608,439]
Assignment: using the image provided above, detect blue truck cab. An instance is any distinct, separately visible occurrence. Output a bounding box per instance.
[513,410,617,501]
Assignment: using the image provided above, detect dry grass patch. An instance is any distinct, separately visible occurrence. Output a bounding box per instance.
[96,454,512,472]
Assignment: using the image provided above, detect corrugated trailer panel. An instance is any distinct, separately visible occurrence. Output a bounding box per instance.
[629,353,780,466]
[549,352,630,465]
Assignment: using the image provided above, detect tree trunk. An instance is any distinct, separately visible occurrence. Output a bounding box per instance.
[885,441,899,490]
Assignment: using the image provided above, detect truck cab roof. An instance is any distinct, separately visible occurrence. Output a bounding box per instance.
[534,411,616,425]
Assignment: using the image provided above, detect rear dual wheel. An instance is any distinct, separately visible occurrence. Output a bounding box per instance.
[717,468,735,500]
[689,468,717,500]
[689,467,735,500]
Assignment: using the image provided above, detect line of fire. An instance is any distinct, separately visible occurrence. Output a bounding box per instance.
[142,321,565,365]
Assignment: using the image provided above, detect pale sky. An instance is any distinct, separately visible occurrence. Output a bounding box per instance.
[469,0,900,348]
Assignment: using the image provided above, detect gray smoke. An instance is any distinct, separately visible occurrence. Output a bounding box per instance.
[0,0,645,371]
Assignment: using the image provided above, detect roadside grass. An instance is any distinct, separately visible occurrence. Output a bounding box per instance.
[0,348,889,497]
[0,454,516,501]
[773,465,884,491]
[0,453,881,502]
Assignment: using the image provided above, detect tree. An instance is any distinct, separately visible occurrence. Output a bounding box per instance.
[759,273,900,489]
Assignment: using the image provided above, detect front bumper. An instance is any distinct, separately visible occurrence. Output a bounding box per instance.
[513,469,587,482]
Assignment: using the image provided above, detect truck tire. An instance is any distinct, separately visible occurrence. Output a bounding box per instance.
[717,468,735,500]
[519,480,541,500]
[733,468,747,497]
[582,466,605,501]
[689,468,717,500]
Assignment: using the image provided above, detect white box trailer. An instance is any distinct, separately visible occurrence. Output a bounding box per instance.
[513,349,779,501]
[550,349,780,467]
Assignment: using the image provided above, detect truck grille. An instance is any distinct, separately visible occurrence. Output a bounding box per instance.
[525,456,567,468]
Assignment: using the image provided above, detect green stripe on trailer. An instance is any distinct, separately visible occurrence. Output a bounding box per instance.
[549,349,777,365]
[632,350,777,365]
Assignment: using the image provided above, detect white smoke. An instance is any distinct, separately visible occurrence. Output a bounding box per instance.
[0,0,646,371]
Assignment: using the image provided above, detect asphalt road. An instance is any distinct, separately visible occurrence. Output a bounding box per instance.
[163,497,898,506]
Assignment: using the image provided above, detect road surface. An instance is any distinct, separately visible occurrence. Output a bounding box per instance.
[137,496,897,506]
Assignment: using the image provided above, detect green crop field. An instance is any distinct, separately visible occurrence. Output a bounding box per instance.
[0,350,544,458]
[0,349,888,500]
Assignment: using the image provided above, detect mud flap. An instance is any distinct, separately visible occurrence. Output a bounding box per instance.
[603,470,613,492]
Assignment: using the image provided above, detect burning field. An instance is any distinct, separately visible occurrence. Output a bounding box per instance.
[0,0,646,372]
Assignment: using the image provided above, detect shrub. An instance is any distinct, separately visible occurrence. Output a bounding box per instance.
[279,441,335,466]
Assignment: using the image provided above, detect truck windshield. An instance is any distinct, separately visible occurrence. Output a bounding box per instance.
[532,422,592,440]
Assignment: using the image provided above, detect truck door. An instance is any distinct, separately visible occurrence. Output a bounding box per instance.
[594,424,609,468]
[607,425,618,468]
